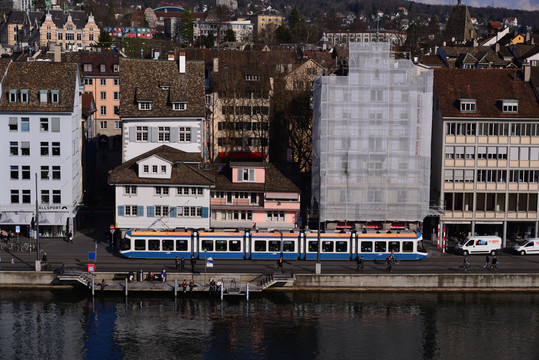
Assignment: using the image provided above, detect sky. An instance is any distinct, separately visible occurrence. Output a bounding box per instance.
[416,0,539,11]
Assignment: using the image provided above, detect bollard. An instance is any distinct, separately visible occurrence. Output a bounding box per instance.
[174,279,177,297]
[125,278,128,297]
[92,277,95,296]
[246,283,249,301]
[220,282,224,301]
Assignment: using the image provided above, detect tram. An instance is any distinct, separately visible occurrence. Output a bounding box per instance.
[120,229,427,260]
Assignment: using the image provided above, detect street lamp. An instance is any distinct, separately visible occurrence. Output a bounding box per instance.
[35,173,40,270]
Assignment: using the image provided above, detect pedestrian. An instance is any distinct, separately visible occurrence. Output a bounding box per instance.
[463,256,470,272]
[181,279,187,293]
[100,279,108,290]
[483,255,490,269]
[277,256,283,270]
[359,256,365,272]
[41,252,48,263]
[68,231,73,243]
[161,269,167,282]
[190,255,196,272]
[491,256,498,271]
[385,256,392,272]
[355,255,361,271]
[175,256,180,271]
[180,257,185,272]
[189,279,194,292]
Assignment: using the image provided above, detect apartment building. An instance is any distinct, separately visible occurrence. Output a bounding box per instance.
[433,67,539,243]
[39,10,99,51]
[0,60,83,237]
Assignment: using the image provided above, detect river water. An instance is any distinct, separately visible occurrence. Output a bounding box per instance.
[0,290,537,360]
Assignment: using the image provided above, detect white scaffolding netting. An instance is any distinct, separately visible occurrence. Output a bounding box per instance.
[312,42,434,222]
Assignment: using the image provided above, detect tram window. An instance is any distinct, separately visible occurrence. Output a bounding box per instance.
[322,241,334,252]
[283,241,295,252]
[336,241,347,252]
[360,241,373,252]
[149,240,160,251]
[308,241,318,252]
[269,241,280,252]
[162,240,174,251]
[254,241,266,251]
[202,240,213,251]
[176,240,188,251]
[389,241,400,253]
[375,241,386,252]
[134,239,146,251]
[229,240,241,251]
[402,241,413,252]
[216,240,227,251]
[121,238,131,250]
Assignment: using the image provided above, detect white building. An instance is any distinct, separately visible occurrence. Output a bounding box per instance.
[193,20,253,44]
[109,146,213,231]
[119,54,207,162]
[0,60,83,237]
[312,42,434,229]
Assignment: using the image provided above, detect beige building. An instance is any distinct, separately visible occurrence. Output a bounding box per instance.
[433,67,539,244]
[39,11,99,51]
[255,14,283,36]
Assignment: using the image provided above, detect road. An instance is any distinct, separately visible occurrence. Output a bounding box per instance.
[3,206,539,275]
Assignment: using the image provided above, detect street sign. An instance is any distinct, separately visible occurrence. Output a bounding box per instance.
[110,224,115,235]
[207,257,214,268]
[110,224,115,230]
[88,264,95,272]
[89,252,96,260]
[15,226,20,233]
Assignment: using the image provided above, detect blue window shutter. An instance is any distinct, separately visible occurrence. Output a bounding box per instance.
[137,206,144,216]
[147,206,154,217]
[118,205,124,216]
[202,207,209,218]
[170,207,177,217]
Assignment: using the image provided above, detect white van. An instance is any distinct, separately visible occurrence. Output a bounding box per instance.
[455,236,502,256]
[513,238,539,255]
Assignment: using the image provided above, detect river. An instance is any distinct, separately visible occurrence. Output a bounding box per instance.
[0,290,536,360]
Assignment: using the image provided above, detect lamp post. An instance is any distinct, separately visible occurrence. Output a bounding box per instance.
[315,170,322,275]
[35,173,40,270]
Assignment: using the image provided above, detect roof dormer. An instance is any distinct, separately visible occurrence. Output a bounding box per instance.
[500,99,518,113]
[459,98,476,113]
[231,164,265,184]
[138,101,152,110]
[137,155,172,179]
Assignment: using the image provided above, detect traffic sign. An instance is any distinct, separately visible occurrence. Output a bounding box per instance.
[207,257,214,268]
[89,252,96,260]
[88,264,95,272]
[110,224,115,235]
[110,224,115,230]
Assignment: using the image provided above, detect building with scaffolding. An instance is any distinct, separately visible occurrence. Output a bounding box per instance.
[312,42,434,231]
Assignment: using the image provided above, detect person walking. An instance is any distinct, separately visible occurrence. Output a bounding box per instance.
[359,256,365,272]
[483,255,490,269]
[463,255,470,272]
[355,255,361,271]
[161,269,167,282]
[175,256,180,271]
[277,256,283,271]
[180,257,185,272]
[190,255,196,272]
[385,256,392,273]
[491,256,498,271]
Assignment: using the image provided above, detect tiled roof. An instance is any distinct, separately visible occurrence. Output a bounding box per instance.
[441,46,507,67]
[442,4,476,43]
[420,55,447,68]
[108,145,211,185]
[119,58,205,118]
[0,58,11,78]
[0,61,78,113]
[80,52,120,77]
[433,68,539,118]
[48,10,89,28]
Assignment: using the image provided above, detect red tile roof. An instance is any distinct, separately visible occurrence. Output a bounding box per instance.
[434,68,539,118]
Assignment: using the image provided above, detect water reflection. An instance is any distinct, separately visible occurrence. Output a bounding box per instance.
[0,291,538,360]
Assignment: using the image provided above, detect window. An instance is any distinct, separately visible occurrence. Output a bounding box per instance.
[20,90,29,103]
[22,166,30,179]
[58,33,63,40]
[124,205,138,216]
[9,117,17,131]
[100,121,107,129]
[41,166,49,179]
[10,142,18,155]
[179,127,191,142]
[89,34,94,41]
[10,166,18,179]
[158,127,170,142]
[21,142,30,156]
[21,117,29,132]
[100,64,106,72]
[152,165,158,173]
[22,190,31,203]
[241,169,255,182]
[113,65,119,72]
[155,206,169,217]
[52,142,60,156]
[100,91,106,100]
[9,90,17,103]
[52,166,61,180]
[155,187,169,195]
[113,79,119,86]
[136,126,148,142]
[51,90,59,103]
[460,100,476,113]
[113,92,119,100]
[100,106,107,115]
[161,165,166,173]
[266,211,285,221]
[52,190,61,203]
[125,186,137,195]
[83,63,92,72]
[502,100,518,113]
[100,79,106,86]
[40,118,49,131]
[11,190,19,203]
[84,78,93,85]
[143,165,149,173]
[114,106,120,116]
[138,101,152,110]
[176,240,187,251]
[41,190,49,204]
[40,142,49,155]
[114,120,120,129]
[172,102,187,111]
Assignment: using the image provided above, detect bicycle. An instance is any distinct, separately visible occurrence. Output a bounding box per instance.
[20,243,31,252]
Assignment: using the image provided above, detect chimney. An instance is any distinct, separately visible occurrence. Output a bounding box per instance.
[53,43,61,62]
[212,57,218,73]
[178,51,185,74]
[495,43,500,53]
[526,32,531,43]
[524,64,531,83]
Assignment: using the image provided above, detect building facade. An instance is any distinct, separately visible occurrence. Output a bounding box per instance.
[433,68,539,244]
[312,42,434,229]
[39,11,99,51]
[325,30,406,47]
[0,60,83,237]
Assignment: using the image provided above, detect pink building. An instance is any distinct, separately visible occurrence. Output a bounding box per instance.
[210,162,301,230]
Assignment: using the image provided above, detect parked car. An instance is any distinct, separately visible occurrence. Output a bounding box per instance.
[455,236,502,256]
[513,238,539,255]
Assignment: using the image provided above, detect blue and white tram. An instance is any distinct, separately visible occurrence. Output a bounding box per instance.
[197,231,245,259]
[120,230,193,258]
[356,231,426,260]
[303,232,353,260]
[250,232,301,260]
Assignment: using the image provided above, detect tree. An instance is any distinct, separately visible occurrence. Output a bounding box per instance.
[275,25,291,43]
[224,28,235,42]
[288,8,301,30]
[178,11,194,44]
[97,30,113,48]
